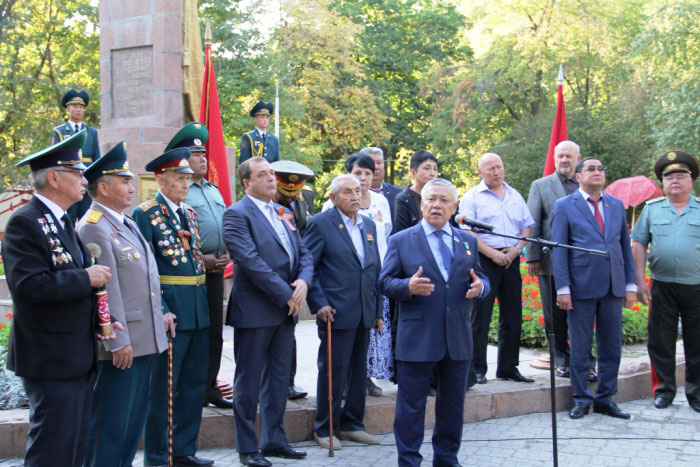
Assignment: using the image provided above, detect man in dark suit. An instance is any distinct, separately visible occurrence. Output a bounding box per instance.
[77,142,174,467]
[551,157,637,420]
[271,160,315,400]
[238,101,280,164]
[304,174,383,449]
[379,178,489,467]
[132,148,212,467]
[3,130,113,467]
[362,146,402,222]
[526,141,596,381]
[223,157,313,467]
[50,89,101,223]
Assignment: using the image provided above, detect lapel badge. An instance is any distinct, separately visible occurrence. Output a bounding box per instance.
[463,241,472,256]
[367,232,374,242]
[338,224,344,229]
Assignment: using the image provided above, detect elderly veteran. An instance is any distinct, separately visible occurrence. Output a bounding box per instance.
[50,88,101,223]
[271,159,315,400]
[239,100,280,164]
[632,150,700,413]
[77,142,173,467]
[132,148,212,467]
[167,122,233,409]
[3,130,113,467]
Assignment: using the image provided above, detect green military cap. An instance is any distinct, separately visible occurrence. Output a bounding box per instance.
[146,148,194,175]
[62,89,90,108]
[84,141,134,183]
[654,150,699,181]
[16,129,88,172]
[271,160,314,197]
[165,122,209,153]
[249,100,274,117]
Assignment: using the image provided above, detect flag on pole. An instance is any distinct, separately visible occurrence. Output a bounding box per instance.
[199,21,232,206]
[542,64,568,177]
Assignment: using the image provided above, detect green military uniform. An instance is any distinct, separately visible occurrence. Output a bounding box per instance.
[631,150,700,409]
[239,100,280,164]
[132,148,210,466]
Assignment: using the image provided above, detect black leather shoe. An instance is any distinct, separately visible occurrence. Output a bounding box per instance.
[654,397,671,409]
[239,453,271,467]
[288,385,308,400]
[204,393,233,409]
[497,369,534,383]
[173,455,214,466]
[555,366,570,378]
[261,445,307,459]
[593,402,630,419]
[587,369,598,382]
[689,401,700,413]
[475,373,487,384]
[569,402,590,419]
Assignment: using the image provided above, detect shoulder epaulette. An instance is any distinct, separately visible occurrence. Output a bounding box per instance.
[646,196,666,205]
[302,185,313,192]
[136,199,159,212]
[86,211,103,224]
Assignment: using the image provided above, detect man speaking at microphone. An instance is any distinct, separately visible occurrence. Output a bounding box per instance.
[458,153,534,385]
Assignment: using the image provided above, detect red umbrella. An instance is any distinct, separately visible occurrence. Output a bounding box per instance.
[604,175,663,209]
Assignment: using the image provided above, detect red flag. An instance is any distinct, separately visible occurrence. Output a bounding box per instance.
[542,65,568,177]
[199,27,232,206]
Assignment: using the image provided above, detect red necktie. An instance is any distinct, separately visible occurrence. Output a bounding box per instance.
[588,198,604,234]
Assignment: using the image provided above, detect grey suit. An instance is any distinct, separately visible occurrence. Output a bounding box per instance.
[526,173,594,370]
[77,201,168,467]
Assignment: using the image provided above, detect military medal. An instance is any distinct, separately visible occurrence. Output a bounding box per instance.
[182,257,188,263]
[172,259,178,266]
[134,252,141,260]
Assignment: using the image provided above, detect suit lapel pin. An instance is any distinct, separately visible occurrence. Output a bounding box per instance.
[338,224,344,229]
[367,233,374,242]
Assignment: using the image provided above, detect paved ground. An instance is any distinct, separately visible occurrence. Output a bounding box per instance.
[3,388,696,466]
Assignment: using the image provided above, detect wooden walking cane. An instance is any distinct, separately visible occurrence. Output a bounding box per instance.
[327,318,334,457]
[168,333,174,467]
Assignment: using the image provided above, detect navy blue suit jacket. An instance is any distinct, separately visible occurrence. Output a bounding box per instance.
[304,207,382,330]
[551,191,635,300]
[378,223,490,362]
[223,195,313,328]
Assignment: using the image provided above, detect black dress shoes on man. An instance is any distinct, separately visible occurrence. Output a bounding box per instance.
[475,373,487,384]
[569,403,590,419]
[654,396,671,409]
[593,402,630,419]
[239,453,271,467]
[555,366,570,378]
[173,455,214,466]
[689,400,700,413]
[261,446,307,459]
[496,369,534,383]
[288,385,308,400]
[204,392,233,409]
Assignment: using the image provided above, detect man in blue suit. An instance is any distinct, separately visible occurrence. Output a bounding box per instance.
[551,157,637,420]
[379,178,489,467]
[223,157,313,467]
[304,174,383,449]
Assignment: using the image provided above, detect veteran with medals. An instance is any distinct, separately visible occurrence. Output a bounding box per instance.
[238,100,280,164]
[77,142,174,467]
[132,148,212,467]
[3,130,113,467]
[50,88,102,223]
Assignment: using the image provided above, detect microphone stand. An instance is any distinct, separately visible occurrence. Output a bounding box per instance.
[463,225,606,467]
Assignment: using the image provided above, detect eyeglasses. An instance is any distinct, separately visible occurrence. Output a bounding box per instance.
[54,169,85,178]
[582,166,606,173]
[663,173,690,181]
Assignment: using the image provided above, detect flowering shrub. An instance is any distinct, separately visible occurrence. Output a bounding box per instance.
[488,259,649,348]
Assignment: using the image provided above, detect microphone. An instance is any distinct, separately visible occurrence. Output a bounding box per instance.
[454,215,494,232]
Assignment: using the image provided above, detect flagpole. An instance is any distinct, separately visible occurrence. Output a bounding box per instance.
[275,79,280,138]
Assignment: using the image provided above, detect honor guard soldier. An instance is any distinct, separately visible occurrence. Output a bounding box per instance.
[167,122,233,409]
[132,149,213,467]
[239,100,280,164]
[3,130,114,467]
[50,89,101,223]
[632,151,700,413]
[271,160,314,400]
[77,142,175,467]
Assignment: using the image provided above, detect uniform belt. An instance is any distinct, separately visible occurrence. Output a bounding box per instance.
[160,275,206,286]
